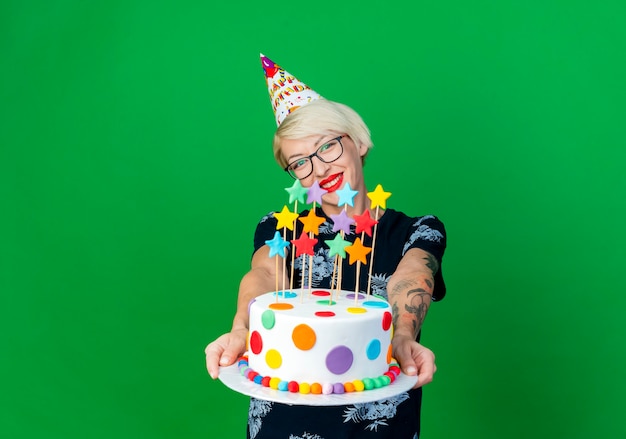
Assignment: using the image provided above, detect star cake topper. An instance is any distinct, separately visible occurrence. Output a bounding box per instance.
[285,179,308,205]
[298,209,326,235]
[336,182,359,207]
[265,231,290,258]
[367,184,392,209]
[353,210,378,237]
[291,232,318,257]
[325,234,352,259]
[330,210,355,235]
[273,205,299,230]
[306,181,327,205]
[345,237,372,265]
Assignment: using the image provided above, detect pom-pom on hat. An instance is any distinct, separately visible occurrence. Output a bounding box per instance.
[260,53,321,126]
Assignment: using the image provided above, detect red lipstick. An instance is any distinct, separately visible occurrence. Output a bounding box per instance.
[319,173,343,193]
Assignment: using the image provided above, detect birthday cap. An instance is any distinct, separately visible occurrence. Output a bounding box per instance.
[260,53,321,126]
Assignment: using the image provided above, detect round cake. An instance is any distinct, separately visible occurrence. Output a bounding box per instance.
[242,288,399,394]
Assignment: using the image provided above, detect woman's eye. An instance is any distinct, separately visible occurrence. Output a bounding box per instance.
[291,159,307,170]
[319,141,336,153]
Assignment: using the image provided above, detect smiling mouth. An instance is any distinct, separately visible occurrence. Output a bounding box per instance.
[320,173,343,192]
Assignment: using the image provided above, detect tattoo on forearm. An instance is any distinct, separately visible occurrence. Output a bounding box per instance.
[388,279,417,300]
[392,284,433,338]
[392,302,400,330]
[404,288,432,335]
[424,254,439,274]
[388,254,437,338]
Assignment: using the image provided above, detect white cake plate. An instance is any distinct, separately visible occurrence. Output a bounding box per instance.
[218,362,418,406]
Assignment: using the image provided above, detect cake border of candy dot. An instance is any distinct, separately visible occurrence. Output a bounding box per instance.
[237,355,402,395]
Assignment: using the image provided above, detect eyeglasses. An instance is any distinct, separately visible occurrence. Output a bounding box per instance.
[284,135,345,180]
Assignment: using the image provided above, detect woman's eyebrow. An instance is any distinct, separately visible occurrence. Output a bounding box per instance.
[286,135,327,161]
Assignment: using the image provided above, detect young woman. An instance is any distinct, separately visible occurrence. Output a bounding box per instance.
[206,96,446,438]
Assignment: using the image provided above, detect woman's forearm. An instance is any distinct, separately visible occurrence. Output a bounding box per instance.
[387,248,439,339]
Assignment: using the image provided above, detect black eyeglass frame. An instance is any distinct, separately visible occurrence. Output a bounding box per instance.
[283,135,345,180]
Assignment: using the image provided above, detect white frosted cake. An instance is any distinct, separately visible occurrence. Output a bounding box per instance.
[238,288,400,394]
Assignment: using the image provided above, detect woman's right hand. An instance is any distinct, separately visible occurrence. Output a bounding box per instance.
[204,328,248,379]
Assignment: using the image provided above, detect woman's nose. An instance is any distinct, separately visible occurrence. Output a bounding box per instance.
[312,157,331,178]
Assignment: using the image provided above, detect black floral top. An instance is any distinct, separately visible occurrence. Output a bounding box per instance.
[247,208,447,439]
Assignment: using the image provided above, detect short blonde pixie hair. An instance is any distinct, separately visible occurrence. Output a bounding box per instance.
[273,99,373,169]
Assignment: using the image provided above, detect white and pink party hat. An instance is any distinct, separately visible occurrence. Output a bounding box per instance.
[260,53,321,126]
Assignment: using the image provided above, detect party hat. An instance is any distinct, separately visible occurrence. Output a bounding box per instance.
[260,53,321,126]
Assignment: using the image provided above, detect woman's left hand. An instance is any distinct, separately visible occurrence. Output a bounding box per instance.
[391,334,437,388]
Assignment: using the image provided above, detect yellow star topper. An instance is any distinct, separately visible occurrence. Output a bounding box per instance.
[367,184,392,209]
[273,205,299,230]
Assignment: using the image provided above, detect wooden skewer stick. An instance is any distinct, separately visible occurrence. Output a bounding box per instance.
[366,206,380,296]
[289,200,298,291]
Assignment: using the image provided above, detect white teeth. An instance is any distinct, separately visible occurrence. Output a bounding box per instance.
[322,175,341,189]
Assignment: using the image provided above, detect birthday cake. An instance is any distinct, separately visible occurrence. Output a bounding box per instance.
[233,175,398,395]
[238,288,401,395]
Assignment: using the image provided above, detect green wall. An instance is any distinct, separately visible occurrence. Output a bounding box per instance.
[2,1,625,437]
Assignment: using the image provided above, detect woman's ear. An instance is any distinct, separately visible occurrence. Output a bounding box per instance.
[358,142,368,157]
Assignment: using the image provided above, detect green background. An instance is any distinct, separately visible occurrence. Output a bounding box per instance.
[2,0,625,437]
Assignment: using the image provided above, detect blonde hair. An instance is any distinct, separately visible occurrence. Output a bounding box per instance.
[273,99,373,169]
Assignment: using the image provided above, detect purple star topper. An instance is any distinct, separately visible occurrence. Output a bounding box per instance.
[306,181,327,205]
[330,210,355,235]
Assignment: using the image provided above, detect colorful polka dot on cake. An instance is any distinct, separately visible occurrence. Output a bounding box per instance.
[266,349,282,368]
[249,331,263,355]
[311,290,330,297]
[269,302,294,310]
[362,300,387,308]
[262,310,275,329]
[366,339,381,360]
[247,298,256,314]
[292,324,316,350]
[382,311,392,331]
[273,290,298,299]
[326,346,354,374]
